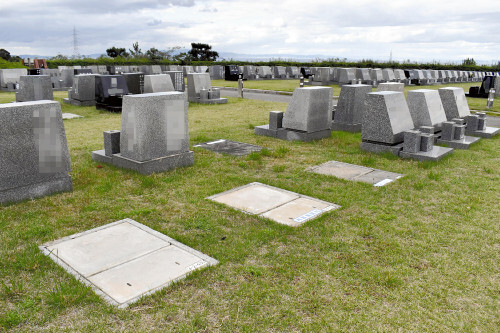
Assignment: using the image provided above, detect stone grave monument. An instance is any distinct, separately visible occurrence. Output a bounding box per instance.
[356,68,372,85]
[360,91,453,161]
[122,72,144,94]
[209,65,224,80]
[337,68,356,86]
[92,92,194,174]
[286,67,300,78]
[407,89,447,130]
[0,68,27,90]
[186,73,227,104]
[376,82,404,92]
[255,87,332,141]
[63,74,96,106]
[95,75,129,112]
[143,74,175,93]
[15,75,53,102]
[257,66,273,79]
[242,66,257,80]
[332,84,372,132]
[382,68,395,82]
[0,100,72,204]
[164,71,185,92]
[273,66,287,79]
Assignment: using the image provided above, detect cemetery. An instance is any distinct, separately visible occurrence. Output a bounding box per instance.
[0,63,498,331]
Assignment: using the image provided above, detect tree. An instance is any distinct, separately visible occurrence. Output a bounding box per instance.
[462,58,477,66]
[188,43,219,61]
[50,54,69,60]
[0,49,11,61]
[146,47,162,61]
[106,47,128,58]
[129,42,143,58]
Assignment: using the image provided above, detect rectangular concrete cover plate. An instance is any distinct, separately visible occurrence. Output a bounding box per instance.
[39,219,218,308]
[207,182,340,227]
[308,161,404,186]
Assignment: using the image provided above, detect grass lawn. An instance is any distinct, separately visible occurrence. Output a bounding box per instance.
[0,88,498,332]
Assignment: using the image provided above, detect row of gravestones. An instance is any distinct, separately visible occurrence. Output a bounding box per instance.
[1,83,498,206]
[2,66,497,91]
[9,70,226,110]
[63,72,226,111]
[255,85,499,160]
[303,68,497,87]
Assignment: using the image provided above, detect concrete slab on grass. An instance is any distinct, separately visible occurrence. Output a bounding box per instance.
[207,182,340,227]
[40,218,218,308]
[308,161,403,186]
[193,139,263,156]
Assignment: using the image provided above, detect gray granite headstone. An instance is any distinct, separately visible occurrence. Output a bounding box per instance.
[0,101,72,204]
[164,71,185,92]
[120,92,190,161]
[407,89,447,128]
[187,73,212,102]
[382,69,395,82]
[362,91,414,144]
[68,75,96,101]
[337,68,356,85]
[438,87,471,120]
[332,84,372,132]
[143,75,174,93]
[16,75,53,102]
[376,82,404,92]
[0,68,27,88]
[283,87,333,133]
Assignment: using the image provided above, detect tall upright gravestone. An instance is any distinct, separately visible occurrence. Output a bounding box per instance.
[0,101,72,204]
[332,84,372,132]
[92,92,194,175]
[187,73,227,104]
[360,91,453,161]
[16,75,53,102]
[255,87,332,141]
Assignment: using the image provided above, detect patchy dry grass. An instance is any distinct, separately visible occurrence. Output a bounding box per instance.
[0,87,498,332]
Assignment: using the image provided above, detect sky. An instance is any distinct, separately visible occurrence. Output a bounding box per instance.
[1,0,500,63]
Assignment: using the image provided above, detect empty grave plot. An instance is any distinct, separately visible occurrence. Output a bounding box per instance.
[39,219,218,308]
[194,139,263,156]
[208,182,340,227]
[308,161,404,186]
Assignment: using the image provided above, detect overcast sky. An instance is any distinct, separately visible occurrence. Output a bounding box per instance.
[1,0,500,63]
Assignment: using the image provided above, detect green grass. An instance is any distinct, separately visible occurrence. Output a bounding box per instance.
[0,89,499,332]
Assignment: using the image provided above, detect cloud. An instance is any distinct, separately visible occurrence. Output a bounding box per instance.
[1,0,500,62]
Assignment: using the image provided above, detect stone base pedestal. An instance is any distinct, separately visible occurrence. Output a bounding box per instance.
[254,125,331,142]
[331,121,362,132]
[92,150,194,175]
[399,146,453,161]
[360,141,403,155]
[465,126,499,138]
[63,98,96,106]
[1,176,73,205]
[436,136,480,149]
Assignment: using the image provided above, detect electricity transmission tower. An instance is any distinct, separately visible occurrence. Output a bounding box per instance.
[72,26,81,59]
